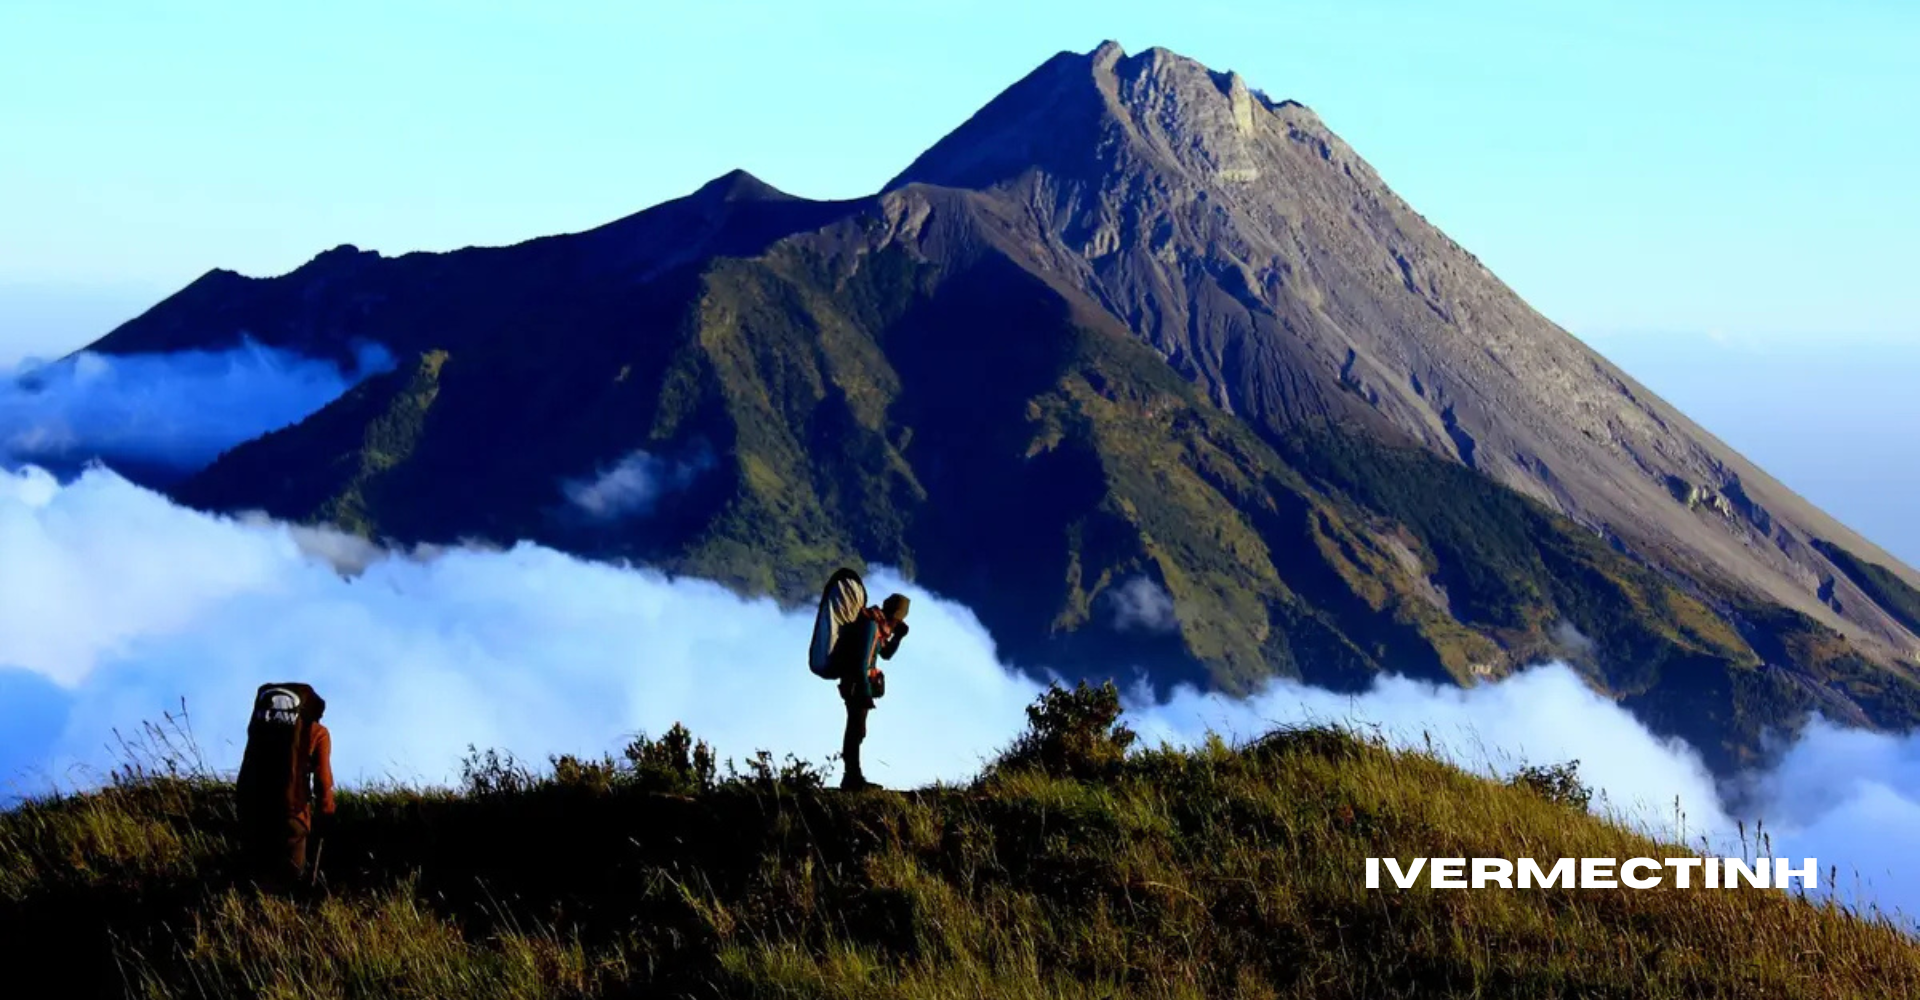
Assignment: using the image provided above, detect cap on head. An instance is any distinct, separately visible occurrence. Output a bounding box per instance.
[882,593,910,622]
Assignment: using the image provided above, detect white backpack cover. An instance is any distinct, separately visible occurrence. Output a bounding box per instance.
[809,568,867,679]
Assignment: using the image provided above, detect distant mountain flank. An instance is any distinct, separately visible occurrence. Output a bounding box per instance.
[84,41,1920,774]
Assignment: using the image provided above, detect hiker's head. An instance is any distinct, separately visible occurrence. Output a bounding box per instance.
[882,593,910,623]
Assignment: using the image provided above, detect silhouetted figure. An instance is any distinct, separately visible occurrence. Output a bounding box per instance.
[235,682,335,890]
[835,594,910,790]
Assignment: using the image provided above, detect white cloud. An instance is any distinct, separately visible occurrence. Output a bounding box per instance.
[1143,665,1726,832]
[1548,619,1596,660]
[0,467,1915,925]
[1107,575,1178,632]
[0,339,392,475]
[1726,719,1920,921]
[0,465,1032,793]
[561,448,712,522]
[231,512,449,577]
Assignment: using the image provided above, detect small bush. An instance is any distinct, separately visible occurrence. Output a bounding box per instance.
[992,681,1138,781]
[1246,724,1375,763]
[1510,759,1593,811]
[623,723,718,796]
[726,750,827,794]
[549,753,620,796]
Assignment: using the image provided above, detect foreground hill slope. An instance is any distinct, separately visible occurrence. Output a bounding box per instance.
[77,43,1920,772]
[4,689,1917,999]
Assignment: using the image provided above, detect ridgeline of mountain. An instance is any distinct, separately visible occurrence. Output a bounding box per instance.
[85,42,1920,774]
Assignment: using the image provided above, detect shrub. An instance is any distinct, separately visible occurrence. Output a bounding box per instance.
[1246,724,1374,764]
[726,750,827,794]
[992,681,1138,781]
[1510,759,1593,811]
[549,753,619,795]
[623,723,719,796]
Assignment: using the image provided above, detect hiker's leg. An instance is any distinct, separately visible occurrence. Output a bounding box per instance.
[244,826,281,890]
[284,816,310,886]
[841,697,869,786]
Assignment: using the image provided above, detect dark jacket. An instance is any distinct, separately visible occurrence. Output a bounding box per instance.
[835,608,904,701]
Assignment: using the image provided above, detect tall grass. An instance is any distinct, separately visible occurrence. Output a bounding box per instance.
[3,684,1915,999]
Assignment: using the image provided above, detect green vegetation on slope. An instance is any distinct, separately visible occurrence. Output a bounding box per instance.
[172,350,449,531]
[1264,427,1920,771]
[1038,320,1475,693]
[1731,601,1920,735]
[1277,427,1752,672]
[4,689,1916,999]
[318,349,449,536]
[1813,539,1920,638]
[650,240,1538,697]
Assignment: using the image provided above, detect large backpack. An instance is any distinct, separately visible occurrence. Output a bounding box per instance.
[809,568,868,679]
[235,682,325,824]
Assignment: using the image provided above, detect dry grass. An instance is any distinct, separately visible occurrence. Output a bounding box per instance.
[3,688,1916,999]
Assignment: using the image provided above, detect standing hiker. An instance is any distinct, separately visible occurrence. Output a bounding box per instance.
[235,682,335,890]
[837,593,910,790]
[807,570,910,790]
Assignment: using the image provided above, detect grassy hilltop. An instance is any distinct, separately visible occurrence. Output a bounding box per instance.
[3,684,1916,1000]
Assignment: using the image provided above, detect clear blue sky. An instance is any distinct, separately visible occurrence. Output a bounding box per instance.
[1,1,1915,559]
[3,0,1916,356]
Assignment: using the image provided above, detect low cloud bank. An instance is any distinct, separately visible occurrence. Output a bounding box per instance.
[1,467,1916,923]
[0,339,392,476]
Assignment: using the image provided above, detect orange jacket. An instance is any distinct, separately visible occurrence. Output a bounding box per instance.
[300,723,336,821]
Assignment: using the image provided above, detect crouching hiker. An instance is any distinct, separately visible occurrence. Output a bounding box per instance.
[235,682,335,891]
[807,570,911,790]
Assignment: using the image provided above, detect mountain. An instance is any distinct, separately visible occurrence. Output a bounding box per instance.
[81,42,1920,774]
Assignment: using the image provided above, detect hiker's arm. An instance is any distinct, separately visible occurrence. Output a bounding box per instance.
[312,727,336,818]
[854,619,883,695]
[878,621,907,661]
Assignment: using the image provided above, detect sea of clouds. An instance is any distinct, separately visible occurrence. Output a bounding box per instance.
[1,342,1917,925]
